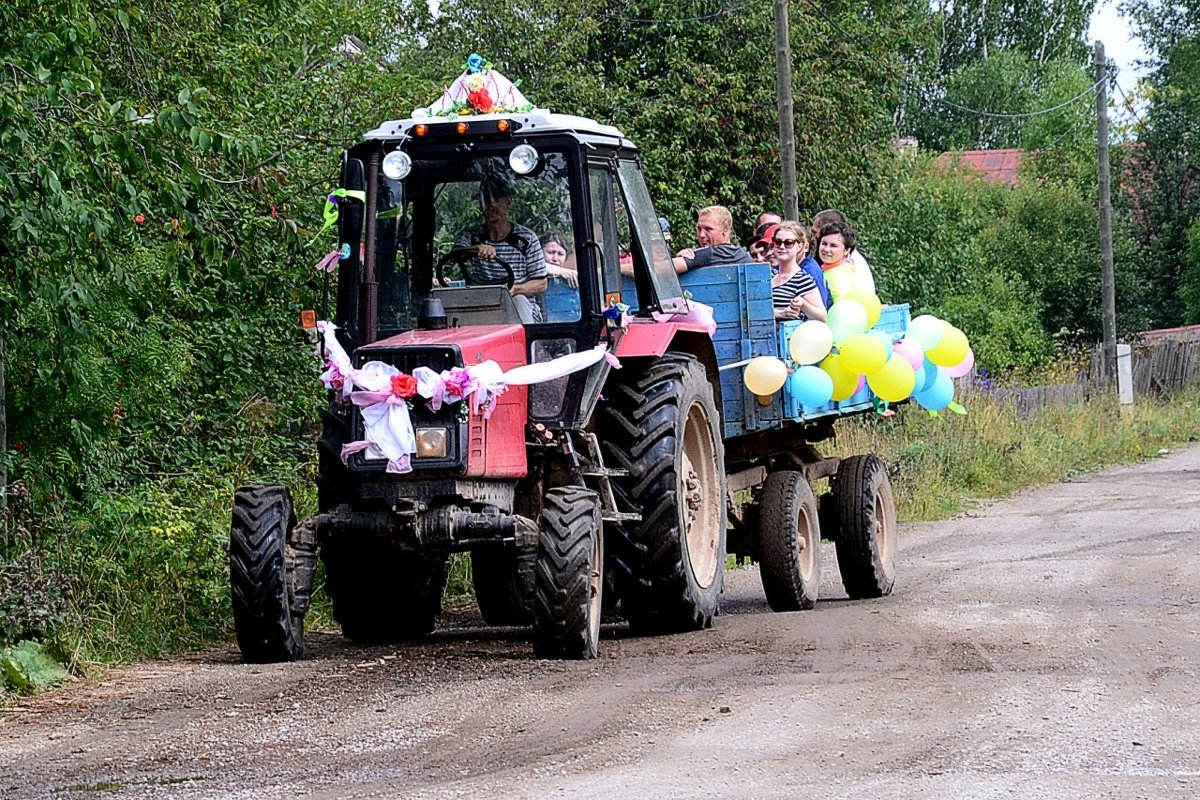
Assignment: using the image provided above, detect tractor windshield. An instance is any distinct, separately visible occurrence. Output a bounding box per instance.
[372,145,581,335]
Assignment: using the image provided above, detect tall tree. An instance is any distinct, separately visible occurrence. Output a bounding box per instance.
[902,0,1097,151]
[1118,0,1200,324]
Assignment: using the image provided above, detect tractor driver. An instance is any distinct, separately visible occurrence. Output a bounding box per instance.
[455,174,548,322]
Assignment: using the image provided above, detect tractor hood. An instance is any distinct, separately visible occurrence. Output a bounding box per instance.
[360,324,528,371]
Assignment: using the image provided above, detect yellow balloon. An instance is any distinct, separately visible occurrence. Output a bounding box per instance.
[926,322,970,367]
[845,289,882,329]
[838,333,889,376]
[821,354,860,401]
[867,354,918,402]
[744,356,788,395]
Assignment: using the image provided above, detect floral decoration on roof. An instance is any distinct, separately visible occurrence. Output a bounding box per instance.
[414,53,537,119]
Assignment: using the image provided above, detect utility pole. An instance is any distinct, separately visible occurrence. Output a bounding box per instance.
[774,0,798,219]
[1095,40,1117,377]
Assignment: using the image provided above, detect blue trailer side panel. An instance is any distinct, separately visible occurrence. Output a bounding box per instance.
[678,264,910,437]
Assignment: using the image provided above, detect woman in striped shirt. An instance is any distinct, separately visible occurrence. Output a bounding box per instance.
[770,222,827,322]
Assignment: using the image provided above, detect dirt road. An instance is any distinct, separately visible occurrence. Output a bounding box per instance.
[2,447,1198,800]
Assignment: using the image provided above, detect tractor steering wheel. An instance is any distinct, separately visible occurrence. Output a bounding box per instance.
[436,245,516,289]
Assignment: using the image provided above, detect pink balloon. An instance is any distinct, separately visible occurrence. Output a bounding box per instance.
[855,374,867,393]
[945,347,975,378]
[893,338,925,372]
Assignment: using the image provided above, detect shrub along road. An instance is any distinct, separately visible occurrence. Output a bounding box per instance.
[2,447,1198,799]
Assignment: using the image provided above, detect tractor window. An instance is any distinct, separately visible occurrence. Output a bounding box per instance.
[372,147,581,334]
[617,161,687,313]
[431,151,577,324]
[587,165,624,304]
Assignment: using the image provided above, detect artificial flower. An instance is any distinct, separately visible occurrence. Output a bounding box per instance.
[391,373,418,399]
[467,74,485,92]
[467,88,493,113]
[466,53,485,74]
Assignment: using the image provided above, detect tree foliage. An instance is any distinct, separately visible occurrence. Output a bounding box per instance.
[1118,0,1200,324]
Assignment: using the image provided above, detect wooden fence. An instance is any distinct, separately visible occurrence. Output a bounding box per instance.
[958,333,1200,413]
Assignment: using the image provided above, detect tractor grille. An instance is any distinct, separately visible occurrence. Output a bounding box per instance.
[349,344,466,474]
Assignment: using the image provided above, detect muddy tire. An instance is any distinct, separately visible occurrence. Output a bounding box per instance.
[834,454,897,598]
[532,487,604,659]
[322,536,448,643]
[757,470,822,611]
[472,550,535,627]
[230,485,304,663]
[601,353,727,633]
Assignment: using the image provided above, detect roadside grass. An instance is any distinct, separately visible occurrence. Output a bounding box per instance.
[829,385,1200,522]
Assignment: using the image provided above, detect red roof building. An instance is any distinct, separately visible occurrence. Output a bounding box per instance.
[935,148,1023,186]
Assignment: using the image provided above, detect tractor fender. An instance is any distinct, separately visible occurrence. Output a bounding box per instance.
[611,324,722,421]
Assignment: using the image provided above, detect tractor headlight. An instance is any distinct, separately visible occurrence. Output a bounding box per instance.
[382,150,412,180]
[414,427,448,459]
[508,144,540,175]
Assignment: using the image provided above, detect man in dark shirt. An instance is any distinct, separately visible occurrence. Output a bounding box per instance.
[672,205,752,273]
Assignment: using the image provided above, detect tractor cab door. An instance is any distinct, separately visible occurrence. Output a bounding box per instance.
[615,159,687,315]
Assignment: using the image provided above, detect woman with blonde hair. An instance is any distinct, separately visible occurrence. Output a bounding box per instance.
[770,221,826,321]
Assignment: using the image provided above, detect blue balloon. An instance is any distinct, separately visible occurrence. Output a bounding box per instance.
[917,356,939,394]
[915,368,954,410]
[912,364,926,392]
[789,365,835,408]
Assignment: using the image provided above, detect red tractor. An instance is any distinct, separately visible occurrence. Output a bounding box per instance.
[230,74,897,663]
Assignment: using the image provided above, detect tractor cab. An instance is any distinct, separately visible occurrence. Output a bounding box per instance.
[330,105,688,366]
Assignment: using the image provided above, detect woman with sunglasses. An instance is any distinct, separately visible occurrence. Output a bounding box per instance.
[770,222,826,321]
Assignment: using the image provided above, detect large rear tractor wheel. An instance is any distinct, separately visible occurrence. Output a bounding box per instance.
[472,550,535,627]
[322,536,448,644]
[833,454,897,598]
[532,487,604,659]
[757,470,822,611]
[601,353,727,633]
[230,485,305,663]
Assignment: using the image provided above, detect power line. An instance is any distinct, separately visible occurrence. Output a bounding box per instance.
[934,75,1108,119]
[1113,82,1147,129]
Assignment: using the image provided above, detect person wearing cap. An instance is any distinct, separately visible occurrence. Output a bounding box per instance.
[671,205,752,273]
[455,174,548,321]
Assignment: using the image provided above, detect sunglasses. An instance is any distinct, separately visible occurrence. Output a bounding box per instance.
[772,238,800,248]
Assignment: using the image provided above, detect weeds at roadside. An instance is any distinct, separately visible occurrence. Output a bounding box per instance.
[830,386,1200,522]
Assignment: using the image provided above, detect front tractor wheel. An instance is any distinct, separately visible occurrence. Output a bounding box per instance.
[757,470,823,611]
[532,487,604,659]
[834,454,897,598]
[602,353,728,633]
[230,485,305,663]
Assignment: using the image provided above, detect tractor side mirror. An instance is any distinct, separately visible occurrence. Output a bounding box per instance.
[339,157,366,245]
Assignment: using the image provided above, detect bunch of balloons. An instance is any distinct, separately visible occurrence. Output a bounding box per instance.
[742,291,974,413]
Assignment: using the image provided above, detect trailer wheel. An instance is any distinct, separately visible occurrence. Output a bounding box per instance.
[322,536,448,643]
[230,485,304,662]
[834,454,897,598]
[472,550,535,627]
[601,353,727,633]
[532,487,604,659]
[757,470,822,611]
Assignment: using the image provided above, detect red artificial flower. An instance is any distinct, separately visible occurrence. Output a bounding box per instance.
[391,373,418,399]
[134,213,145,225]
[467,88,493,113]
